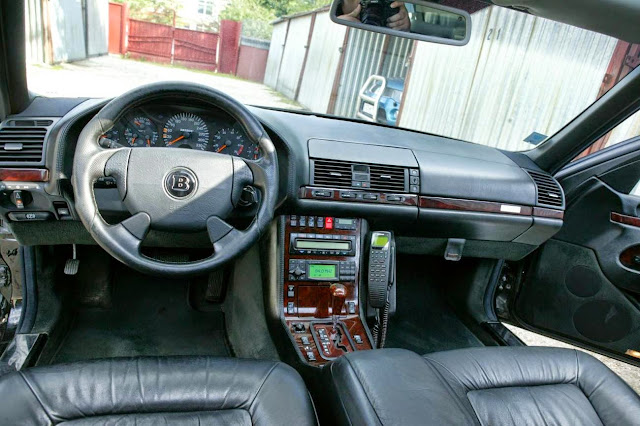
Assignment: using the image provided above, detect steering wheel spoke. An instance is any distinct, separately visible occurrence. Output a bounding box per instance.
[97,212,151,261]
[207,216,237,243]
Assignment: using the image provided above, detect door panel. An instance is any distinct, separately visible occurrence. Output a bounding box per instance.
[513,147,640,362]
[554,178,640,293]
[515,239,640,355]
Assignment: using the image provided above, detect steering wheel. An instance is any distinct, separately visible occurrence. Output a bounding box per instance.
[72,82,278,277]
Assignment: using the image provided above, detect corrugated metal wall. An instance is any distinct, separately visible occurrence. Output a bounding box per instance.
[86,0,108,56]
[25,0,109,64]
[297,12,347,113]
[49,0,87,63]
[399,6,617,151]
[264,12,413,115]
[275,15,313,99]
[25,0,45,64]
[333,30,412,118]
[264,6,620,152]
[264,21,287,88]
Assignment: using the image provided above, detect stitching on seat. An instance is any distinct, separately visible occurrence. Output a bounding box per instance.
[18,371,54,424]
[327,363,353,426]
[327,362,355,426]
[421,356,480,424]
[575,350,606,426]
[341,356,384,425]
[248,363,279,413]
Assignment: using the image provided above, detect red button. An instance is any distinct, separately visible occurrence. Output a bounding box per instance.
[325,217,334,229]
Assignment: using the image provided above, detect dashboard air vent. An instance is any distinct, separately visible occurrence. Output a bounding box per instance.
[527,170,564,208]
[0,126,47,162]
[312,159,412,193]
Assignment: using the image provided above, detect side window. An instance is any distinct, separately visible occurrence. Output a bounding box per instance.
[631,180,640,197]
[577,108,640,160]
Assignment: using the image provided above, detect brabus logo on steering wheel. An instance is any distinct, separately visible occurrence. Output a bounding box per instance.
[164,169,197,199]
[172,175,191,192]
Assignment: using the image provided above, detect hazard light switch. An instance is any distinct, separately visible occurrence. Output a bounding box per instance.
[325,217,334,229]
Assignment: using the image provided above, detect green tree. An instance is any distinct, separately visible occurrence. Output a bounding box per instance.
[113,0,182,26]
[220,0,328,39]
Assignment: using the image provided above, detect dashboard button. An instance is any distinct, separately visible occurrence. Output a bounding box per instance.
[325,217,334,229]
[8,211,51,221]
[312,190,332,198]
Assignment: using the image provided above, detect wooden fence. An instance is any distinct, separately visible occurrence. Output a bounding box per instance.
[108,3,268,80]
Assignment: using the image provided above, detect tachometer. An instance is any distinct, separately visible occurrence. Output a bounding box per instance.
[124,117,158,147]
[163,113,210,150]
[213,128,259,160]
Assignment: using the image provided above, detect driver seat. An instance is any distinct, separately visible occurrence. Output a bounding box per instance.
[0,356,317,425]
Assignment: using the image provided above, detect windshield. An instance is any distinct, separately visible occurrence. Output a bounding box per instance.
[25,0,640,152]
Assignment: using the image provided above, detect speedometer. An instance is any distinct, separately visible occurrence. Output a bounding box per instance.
[162,113,210,150]
[213,128,259,160]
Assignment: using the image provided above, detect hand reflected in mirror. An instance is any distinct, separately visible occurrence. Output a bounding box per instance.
[338,1,362,22]
[387,2,410,32]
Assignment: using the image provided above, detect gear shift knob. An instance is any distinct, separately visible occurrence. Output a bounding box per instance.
[330,283,347,330]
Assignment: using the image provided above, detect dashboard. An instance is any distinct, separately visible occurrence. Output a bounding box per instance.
[100,104,260,160]
[0,95,566,260]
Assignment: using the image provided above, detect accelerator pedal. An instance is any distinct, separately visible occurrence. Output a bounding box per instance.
[64,245,80,275]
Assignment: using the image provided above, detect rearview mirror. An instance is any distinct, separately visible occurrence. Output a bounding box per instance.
[330,0,471,46]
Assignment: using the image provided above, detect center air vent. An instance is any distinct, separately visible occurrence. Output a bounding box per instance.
[526,170,564,208]
[0,119,52,163]
[312,159,417,193]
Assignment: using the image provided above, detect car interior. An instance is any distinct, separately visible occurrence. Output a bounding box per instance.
[1,0,640,424]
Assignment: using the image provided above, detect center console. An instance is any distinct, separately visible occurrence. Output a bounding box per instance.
[283,215,372,366]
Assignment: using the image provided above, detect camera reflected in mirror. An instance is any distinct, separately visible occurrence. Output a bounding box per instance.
[334,0,468,42]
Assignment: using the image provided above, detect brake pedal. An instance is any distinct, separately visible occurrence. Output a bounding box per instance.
[64,245,80,275]
[205,269,225,302]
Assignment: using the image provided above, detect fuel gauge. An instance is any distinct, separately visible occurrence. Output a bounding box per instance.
[124,117,158,147]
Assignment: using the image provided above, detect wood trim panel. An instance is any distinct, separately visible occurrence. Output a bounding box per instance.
[419,196,533,216]
[283,216,372,366]
[0,168,49,182]
[299,186,418,206]
[611,212,640,228]
[301,187,565,219]
[532,207,564,220]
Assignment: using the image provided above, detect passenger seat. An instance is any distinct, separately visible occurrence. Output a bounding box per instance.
[323,346,640,425]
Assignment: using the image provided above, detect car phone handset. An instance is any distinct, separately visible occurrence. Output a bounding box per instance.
[367,231,395,348]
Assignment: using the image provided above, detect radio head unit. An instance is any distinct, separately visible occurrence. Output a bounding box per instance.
[289,233,357,256]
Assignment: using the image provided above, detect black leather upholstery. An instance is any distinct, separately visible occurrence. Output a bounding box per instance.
[324,346,640,425]
[0,356,317,425]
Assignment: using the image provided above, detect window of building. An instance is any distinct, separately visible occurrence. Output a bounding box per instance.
[198,0,214,16]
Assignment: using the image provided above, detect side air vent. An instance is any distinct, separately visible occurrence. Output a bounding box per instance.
[0,119,53,164]
[312,159,418,193]
[527,170,564,208]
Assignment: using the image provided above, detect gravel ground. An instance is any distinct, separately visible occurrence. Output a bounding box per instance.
[507,324,640,394]
[27,55,300,109]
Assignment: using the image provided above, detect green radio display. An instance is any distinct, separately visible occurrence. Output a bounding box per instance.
[308,264,337,279]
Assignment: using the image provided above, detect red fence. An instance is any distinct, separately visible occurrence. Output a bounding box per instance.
[108,3,268,81]
[174,28,219,71]
[127,19,173,63]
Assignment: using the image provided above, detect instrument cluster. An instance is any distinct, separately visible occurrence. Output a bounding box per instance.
[100,105,260,160]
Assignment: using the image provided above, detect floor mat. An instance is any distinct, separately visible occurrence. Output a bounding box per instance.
[385,255,483,354]
[51,267,229,363]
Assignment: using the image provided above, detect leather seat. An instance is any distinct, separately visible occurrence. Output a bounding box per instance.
[0,356,317,425]
[324,346,640,425]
